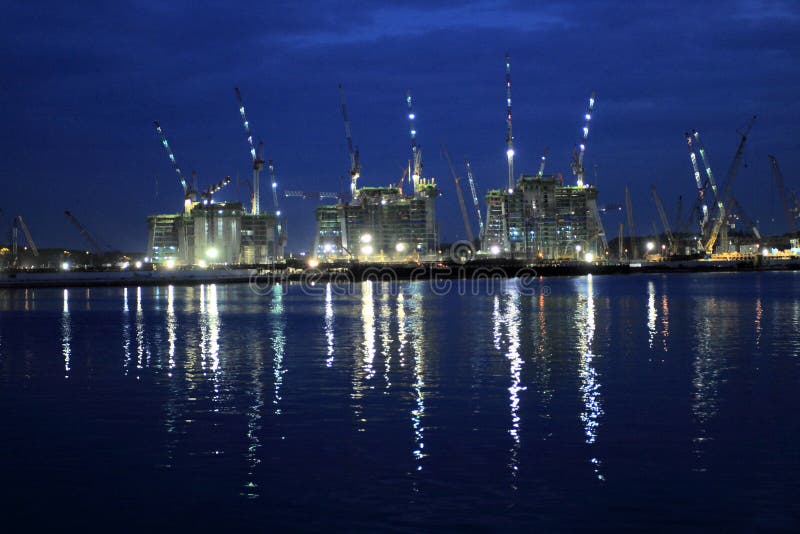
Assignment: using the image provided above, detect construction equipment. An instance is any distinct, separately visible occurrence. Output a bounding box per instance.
[651,186,676,255]
[618,222,624,259]
[200,176,232,204]
[234,87,265,215]
[64,211,107,254]
[406,90,423,188]
[505,53,515,192]
[536,148,550,178]
[685,132,709,231]
[571,92,596,187]
[153,121,196,213]
[12,215,39,266]
[768,155,797,234]
[625,185,638,259]
[465,160,484,237]
[338,84,361,197]
[702,116,756,254]
[284,190,346,201]
[441,143,474,243]
[268,160,287,248]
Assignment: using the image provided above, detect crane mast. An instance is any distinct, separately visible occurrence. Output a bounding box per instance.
[465,160,484,237]
[338,84,361,198]
[651,187,676,255]
[13,216,39,265]
[505,53,514,192]
[234,87,265,215]
[537,147,550,178]
[154,121,195,213]
[442,144,474,243]
[571,92,596,187]
[269,160,286,249]
[685,133,709,231]
[406,90,422,191]
[768,155,797,234]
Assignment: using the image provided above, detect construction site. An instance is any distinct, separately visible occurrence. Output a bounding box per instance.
[2,53,800,276]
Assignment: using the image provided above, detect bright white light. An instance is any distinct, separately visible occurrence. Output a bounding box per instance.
[646,241,655,251]
[490,245,501,255]
[308,258,319,268]
[61,262,70,271]
[585,113,591,120]
[165,259,176,269]
[144,257,150,263]
[360,234,372,244]
[361,245,373,255]
[276,210,281,217]
[134,261,143,269]
[585,252,594,263]
[323,243,333,253]
[507,188,514,194]
[408,113,415,120]
[762,248,769,257]
[506,148,515,158]
[121,262,129,269]
[272,182,277,188]
[198,259,207,268]
[575,244,582,252]
[206,247,219,260]
[395,243,407,253]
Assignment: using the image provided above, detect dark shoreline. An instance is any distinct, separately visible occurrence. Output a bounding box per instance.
[1,257,799,290]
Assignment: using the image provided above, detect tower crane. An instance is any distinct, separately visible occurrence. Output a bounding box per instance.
[651,186,676,255]
[234,88,266,215]
[338,84,361,198]
[64,211,106,254]
[441,143,474,243]
[768,155,797,234]
[200,176,232,204]
[153,121,196,213]
[537,148,550,178]
[505,53,514,192]
[12,215,39,266]
[269,160,287,249]
[625,185,638,259]
[685,132,709,232]
[406,90,423,190]
[465,160,484,237]
[571,92,596,187]
[702,116,756,254]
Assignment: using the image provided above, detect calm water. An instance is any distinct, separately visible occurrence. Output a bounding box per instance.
[1,272,799,530]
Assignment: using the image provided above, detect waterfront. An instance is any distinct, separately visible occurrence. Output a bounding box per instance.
[1,272,799,529]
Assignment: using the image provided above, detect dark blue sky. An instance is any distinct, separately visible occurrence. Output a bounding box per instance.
[2,1,799,252]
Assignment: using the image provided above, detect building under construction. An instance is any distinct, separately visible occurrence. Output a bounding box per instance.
[482,174,605,260]
[314,180,440,261]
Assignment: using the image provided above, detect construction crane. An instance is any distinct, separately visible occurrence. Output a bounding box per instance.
[625,185,638,259]
[284,190,346,201]
[153,121,196,213]
[505,53,514,192]
[234,87,266,215]
[465,160,484,237]
[12,215,39,266]
[618,222,624,259]
[406,90,422,190]
[571,92,596,187]
[768,155,797,234]
[441,143,474,243]
[200,176,232,204]
[338,84,361,198]
[651,186,676,255]
[268,160,286,249]
[703,116,756,254]
[537,148,550,178]
[685,132,709,231]
[64,211,106,254]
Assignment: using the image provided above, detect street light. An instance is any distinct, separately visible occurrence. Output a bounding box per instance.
[646,241,655,252]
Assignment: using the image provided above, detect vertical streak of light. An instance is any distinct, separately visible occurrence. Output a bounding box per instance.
[362,281,376,382]
[61,289,71,379]
[492,295,502,351]
[505,288,524,482]
[324,283,335,367]
[577,275,604,480]
[647,280,656,349]
[692,297,718,471]
[271,284,285,415]
[661,293,670,352]
[408,286,426,472]
[123,288,131,373]
[199,284,221,404]
[754,297,762,349]
[397,292,407,368]
[244,335,265,499]
[380,291,392,390]
[167,285,177,375]
[136,286,146,373]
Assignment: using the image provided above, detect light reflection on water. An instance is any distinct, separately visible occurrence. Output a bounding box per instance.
[1,274,799,529]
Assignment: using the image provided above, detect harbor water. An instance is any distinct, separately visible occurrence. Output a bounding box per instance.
[0,272,798,529]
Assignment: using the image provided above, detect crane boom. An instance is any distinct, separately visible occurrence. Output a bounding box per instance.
[625,185,638,259]
[651,187,676,254]
[505,53,514,192]
[441,144,474,243]
[234,87,265,215]
[406,90,422,188]
[64,211,104,254]
[154,121,195,213]
[571,92,596,187]
[703,116,756,254]
[685,132,709,231]
[339,84,361,197]
[537,147,550,178]
[768,155,797,234]
[465,160,484,237]
[16,216,38,257]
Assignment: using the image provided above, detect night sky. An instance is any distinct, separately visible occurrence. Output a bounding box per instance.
[2,1,799,253]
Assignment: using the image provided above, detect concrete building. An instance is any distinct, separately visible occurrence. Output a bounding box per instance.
[314,179,440,261]
[147,201,277,265]
[482,173,606,260]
